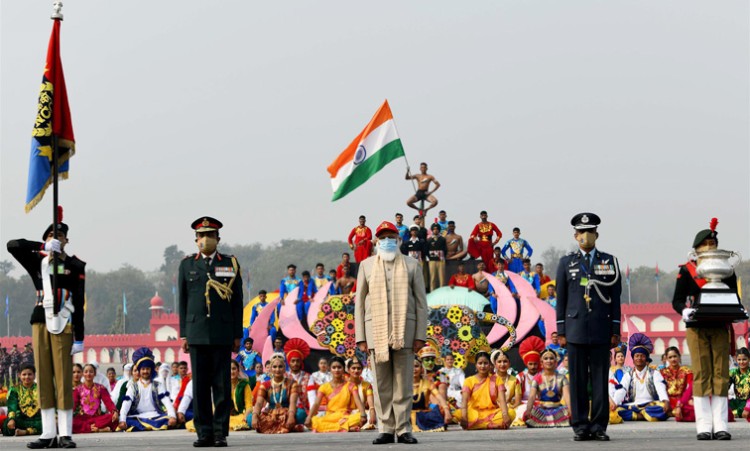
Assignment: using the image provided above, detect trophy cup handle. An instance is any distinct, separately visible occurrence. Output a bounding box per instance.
[729,251,742,268]
[687,250,698,261]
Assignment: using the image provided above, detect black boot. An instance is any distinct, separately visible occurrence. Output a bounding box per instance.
[57,437,76,449]
[27,437,58,449]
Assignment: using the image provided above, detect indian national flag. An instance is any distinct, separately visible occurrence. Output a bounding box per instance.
[327,100,405,201]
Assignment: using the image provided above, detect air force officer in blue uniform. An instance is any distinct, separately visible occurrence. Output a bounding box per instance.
[556,213,621,441]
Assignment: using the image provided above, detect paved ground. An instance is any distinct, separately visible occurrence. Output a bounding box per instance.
[1,421,748,450]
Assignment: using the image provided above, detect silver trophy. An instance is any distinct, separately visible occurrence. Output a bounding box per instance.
[688,249,748,322]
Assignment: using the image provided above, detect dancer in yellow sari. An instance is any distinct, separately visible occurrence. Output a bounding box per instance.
[457,351,513,429]
[492,349,518,408]
[346,357,377,429]
[229,361,253,431]
[306,356,366,432]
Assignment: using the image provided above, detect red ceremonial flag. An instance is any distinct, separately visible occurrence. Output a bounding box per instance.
[26,18,75,212]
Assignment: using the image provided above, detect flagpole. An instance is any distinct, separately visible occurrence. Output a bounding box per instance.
[50,2,64,318]
[387,101,421,202]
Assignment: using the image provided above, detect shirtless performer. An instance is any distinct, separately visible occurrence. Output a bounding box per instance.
[445,221,467,261]
[472,261,491,298]
[405,162,440,215]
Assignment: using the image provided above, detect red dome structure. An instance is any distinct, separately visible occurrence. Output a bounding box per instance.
[150,292,165,309]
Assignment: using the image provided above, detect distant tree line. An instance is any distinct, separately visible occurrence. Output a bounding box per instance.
[0,242,747,336]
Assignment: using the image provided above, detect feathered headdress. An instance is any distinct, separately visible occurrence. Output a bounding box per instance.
[132,347,156,377]
[519,336,545,366]
[692,217,719,248]
[284,338,311,364]
[628,333,653,358]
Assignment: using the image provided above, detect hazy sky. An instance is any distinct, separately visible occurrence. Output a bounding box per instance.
[1,1,748,276]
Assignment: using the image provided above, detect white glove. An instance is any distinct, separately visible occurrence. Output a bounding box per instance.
[71,341,84,355]
[44,239,62,253]
[682,308,697,323]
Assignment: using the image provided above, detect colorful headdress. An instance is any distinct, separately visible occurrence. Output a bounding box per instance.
[132,347,155,376]
[490,349,505,364]
[519,336,545,366]
[614,342,628,356]
[416,339,441,363]
[628,333,653,359]
[284,337,311,364]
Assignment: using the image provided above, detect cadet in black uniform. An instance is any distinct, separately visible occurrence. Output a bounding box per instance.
[555,213,621,442]
[672,221,736,440]
[7,221,85,449]
[179,217,243,447]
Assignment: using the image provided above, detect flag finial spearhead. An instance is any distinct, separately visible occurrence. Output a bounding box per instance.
[51,1,64,20]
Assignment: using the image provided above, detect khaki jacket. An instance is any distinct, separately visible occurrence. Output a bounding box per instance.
[354,254,428,349]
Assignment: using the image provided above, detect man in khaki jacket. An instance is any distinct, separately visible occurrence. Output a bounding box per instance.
[356,221,428,445]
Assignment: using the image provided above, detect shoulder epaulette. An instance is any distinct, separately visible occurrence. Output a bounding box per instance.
[184,253,197,260]
[68,256,86,270]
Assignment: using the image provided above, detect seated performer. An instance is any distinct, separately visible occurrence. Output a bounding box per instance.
[607,343,630,425]
[501,228,533,273]
[346,357,377,429]
[512,337,544,426]
[411,357,452,432]
[236,337,262,382]
[113,364,136,411]
[2,364,41,437]
[612,333,669,422]
[250,290,278,343]
[73,364,119,433]
[307,357,332,412]
[250,353,305,433]
[492,350,518,407]
[306,356,367,432]
[176,379,194,426]
[488,259,519,314]
[729,347,750,419]
[72,363,83,389]
[661,346,694,422]
[227,360,253,431]
[438,354,465,408]
[457,351,513,430]
[117,347,177,431]
[524,348,571,428]
[285,338,311,418]
[296,271,318,322]
[448,262,475,290]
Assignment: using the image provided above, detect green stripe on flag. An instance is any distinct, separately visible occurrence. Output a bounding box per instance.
[331,139,405,201]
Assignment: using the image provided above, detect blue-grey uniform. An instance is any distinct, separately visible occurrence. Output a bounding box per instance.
[556,212,621,441]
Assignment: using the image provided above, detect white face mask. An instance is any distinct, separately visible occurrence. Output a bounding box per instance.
[378,238,400,261]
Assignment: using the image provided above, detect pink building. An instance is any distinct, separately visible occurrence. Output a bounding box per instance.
[0,293,182,368]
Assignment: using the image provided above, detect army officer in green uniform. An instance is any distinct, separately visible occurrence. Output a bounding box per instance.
[179,217,243,447]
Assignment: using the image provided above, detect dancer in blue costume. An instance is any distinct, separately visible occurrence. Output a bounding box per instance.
[250,290,278,342]
[501,228,533,273]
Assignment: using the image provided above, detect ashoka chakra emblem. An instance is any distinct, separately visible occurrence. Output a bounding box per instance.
[354,145,367,165]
